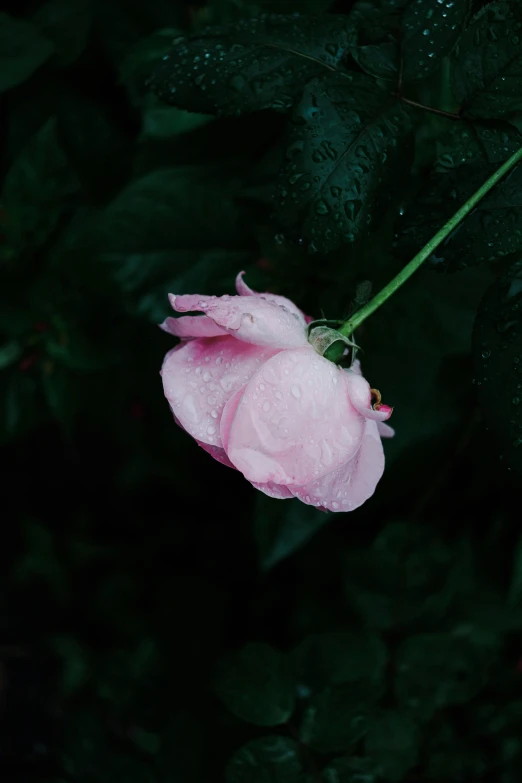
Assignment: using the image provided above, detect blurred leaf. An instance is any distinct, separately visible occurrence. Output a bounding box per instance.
[119,249,251,322]
[93,167,246,254]
[0,341,23,370]
[50,634,89,696]
[299,682,380,754]
[274,75,412,253]
[394,633,490,722]
[350,0,467,83]
[225,736,306,783]
[322,757,376,783]
[451,1,522,119]
[472,261,522,473]
[424,720,488,781]
[31,0,93,67]
[292,630,387,692]
[509,536,522,604]
[0,12,54,92]
[1,118,79,257]
[343,522,468,630]
[253,494,331,571]
[120,27,181,104]
[149,14,356,115]
[13,519,68,600]
[213,643,295,726]
[56,91,132,199]
[364,710,419,782]
[41,364,77,428]
[140,95,213,140]
[395,162,522,272]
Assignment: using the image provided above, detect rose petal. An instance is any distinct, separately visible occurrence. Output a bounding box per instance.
[344,369,393,422]
[251,481,294,499]
[377,421,395,438]
[170,292,308,349]
[161,335,278,447]
[197,441,237,469]
[160,315,227,339]
[290,419,385,512]
[235,271,307,324]
[226,348,365,486]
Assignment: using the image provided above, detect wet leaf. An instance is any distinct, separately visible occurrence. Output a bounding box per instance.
[472,261,522,473]
[434,119,522,172]
[451,1,522,119]
[395,161,522,272]
[0,12,54,92]
[274,74,412,253]
[149,13,356,115]
[350,0,467,83]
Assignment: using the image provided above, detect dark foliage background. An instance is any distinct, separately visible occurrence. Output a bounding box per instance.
[2,0,522,781]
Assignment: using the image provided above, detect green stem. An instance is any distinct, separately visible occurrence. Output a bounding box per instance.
[338,146,522,339]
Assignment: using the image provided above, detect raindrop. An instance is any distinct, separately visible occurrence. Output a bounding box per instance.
[291,384,302,399]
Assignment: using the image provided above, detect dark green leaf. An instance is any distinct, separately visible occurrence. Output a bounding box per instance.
[116,249,251,322]
[451,1,522,119]
[322,757,376,783]
[120,27,182,104]
[31,0,93,67]
[395,161,522,272]
[225,737,307,783]
[93,167,247,254]
[253,494,331,571]
[139,95,213,140]
[149,14,356,115]
[1,118,79,257]
[56,90,132,199]
[364,710,419,782]
[213,643,295,726]
[472,262,522,473]
[300,682,380,754]
[351,0,467,83]
[0,12,54,92]
[343,522,464,629]
[394,633,489,721]
[292,630,387,691]
[434,120,522,172]
[0,341,23,370]
[273,75,412,253]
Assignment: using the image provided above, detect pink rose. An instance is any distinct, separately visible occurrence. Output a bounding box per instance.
[160,273,393,512]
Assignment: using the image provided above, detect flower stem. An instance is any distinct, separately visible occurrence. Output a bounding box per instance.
[338,146,522,339]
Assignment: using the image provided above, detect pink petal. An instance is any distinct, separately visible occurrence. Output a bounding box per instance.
[235,271,308,324]
[197,441,237,469]
[161,335,279,447]
[225,348,365,486]
[251,481,294,499]
[377,421,395,438]
[170,292,308,349]
[160,315,227,339]
[290,419,385,512]
[344,369,393,422]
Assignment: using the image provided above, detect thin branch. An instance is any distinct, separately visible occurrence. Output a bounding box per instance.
[398,96,462,120]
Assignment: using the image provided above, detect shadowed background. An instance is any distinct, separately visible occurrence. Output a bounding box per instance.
[1,1,522,782]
